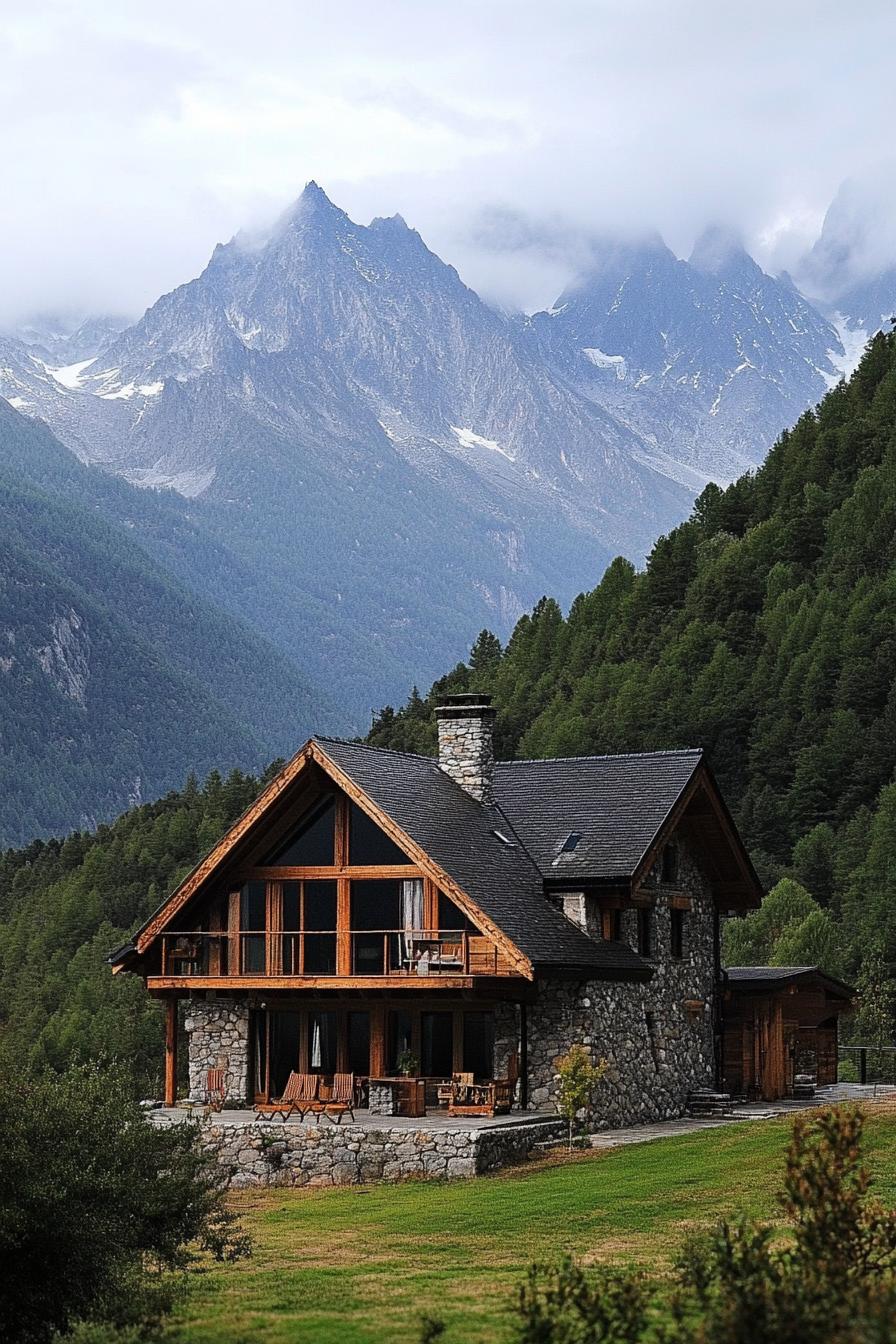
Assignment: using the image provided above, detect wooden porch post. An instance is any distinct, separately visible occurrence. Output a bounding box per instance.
[164,997,178,1106]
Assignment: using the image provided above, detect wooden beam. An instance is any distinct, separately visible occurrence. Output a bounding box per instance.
[146,974,525,992]
[164,998,177,1106]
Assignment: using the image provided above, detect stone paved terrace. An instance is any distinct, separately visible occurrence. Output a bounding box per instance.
[147,1085,895,1187]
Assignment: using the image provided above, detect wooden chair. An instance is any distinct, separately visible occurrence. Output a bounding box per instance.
[437,1071,473,1107]
[254,1072,320,1122]
[448,1058,517,1117]
[205,1067,229,1112]
[323,1072,356,1124]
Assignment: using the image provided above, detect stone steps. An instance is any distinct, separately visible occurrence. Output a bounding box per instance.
[686,1089,734,1117]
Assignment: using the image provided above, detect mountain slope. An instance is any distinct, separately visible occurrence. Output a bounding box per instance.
[369,331,896,980]
[0,400,336,845]
[526,227,845,487]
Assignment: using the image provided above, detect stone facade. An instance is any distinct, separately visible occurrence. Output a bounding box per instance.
[179,838,718,1130]
[434,697,497,803]
[185,999,251,1104]
[161,1114,563,1188]
[522,837,718,1126]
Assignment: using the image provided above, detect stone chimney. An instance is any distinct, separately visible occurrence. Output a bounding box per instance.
[435,693,497,804]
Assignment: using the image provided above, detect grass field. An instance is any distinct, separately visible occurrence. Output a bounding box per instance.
[169,1106,896,1344]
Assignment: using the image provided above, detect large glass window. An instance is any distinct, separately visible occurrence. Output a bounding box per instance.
[347,1012,371,1075]
[265,796,336,866]
[240,881,266,972]
[388,1010,414,1074]
[349,802,408,865]
[352,879,401,974]
[304,880,337,974]
[308,1010,338,1074]
[269,1010,301,1097]
[421,1012,454,1077]
[462,1011,495,1080]
[438,891,480,934]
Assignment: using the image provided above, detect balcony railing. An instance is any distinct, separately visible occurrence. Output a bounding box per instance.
[157,930,507,978]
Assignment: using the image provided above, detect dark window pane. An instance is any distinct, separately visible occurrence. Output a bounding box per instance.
[240,881,267,972]
[309,1011,337,1074]
[240,881,266,930]
[437,890,479,934]
[462,1012,494,1080]
[304,880,337,929]
[347,1012,371,1075]
[351,879,401,930]
[265,796,335,866]
[388,1010,414,1074]
[421,1012,454,1076]
[281,882,300,973]
[269,1011,300,1097]
[303,932,337,974]
[349,802,408,865]
[662,842,679,883]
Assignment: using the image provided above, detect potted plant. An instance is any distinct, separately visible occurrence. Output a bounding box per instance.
[396,1048,419,1077]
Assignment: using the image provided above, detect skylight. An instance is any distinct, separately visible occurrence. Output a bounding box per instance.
[560,832,582,853]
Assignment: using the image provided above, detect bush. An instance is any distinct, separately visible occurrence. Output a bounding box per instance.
[473,1106,896,1344]
[0,1058,249,1343]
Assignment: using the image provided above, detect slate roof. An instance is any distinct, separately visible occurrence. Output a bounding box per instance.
[316,738,651,978]
[492,750,703,882]
[726,967,855,998]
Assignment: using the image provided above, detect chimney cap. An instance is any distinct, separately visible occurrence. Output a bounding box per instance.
[434,692,496,721]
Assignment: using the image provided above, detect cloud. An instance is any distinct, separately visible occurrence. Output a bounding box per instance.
[2,0,896,322]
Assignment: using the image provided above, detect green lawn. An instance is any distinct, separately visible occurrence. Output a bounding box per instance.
[170,1107,896,1344]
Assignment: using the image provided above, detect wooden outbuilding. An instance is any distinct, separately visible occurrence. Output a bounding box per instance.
[721,966,854,1101]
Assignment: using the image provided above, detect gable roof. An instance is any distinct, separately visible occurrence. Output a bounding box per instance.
[493,750,704,883]
[725,966,855,1001]
[315,738,650,977]
[125,736,652,979]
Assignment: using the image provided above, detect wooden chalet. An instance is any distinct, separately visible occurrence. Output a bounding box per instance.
[109,694,795,1123]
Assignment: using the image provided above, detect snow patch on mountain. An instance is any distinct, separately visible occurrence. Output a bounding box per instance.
[450,426,516,461]
[582,347,627,379]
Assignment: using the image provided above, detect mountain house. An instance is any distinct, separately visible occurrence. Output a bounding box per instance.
[110,695,848,1123]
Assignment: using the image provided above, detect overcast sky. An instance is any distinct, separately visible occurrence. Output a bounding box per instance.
[3,0,896,323]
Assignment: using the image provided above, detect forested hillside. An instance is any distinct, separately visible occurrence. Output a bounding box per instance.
[0,401,335,845]
[369,330,896,989]
[0,767,268,1091]
[3,333,896,1085]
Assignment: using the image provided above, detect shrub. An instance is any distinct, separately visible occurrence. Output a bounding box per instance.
[0,1058,249,1343]
[497,1106,896,1344]
[555,1045,608,1148]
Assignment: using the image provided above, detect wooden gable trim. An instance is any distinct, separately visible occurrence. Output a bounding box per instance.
[136,742,316,952]
[135,739,533,979]
[630,763,761,908]
[308,743,532,978]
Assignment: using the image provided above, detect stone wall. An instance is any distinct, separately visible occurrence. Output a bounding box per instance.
[525,837,718,1127]
[160,1114,563,1188]
[185,999,251,1104]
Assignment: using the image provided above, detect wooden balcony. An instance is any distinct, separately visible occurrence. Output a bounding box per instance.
[148,928,519,990]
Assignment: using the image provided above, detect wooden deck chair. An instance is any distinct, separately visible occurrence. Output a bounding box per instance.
[323,1072,356,1124]
[205,1067,229,1112]
[254,1071,319,1122]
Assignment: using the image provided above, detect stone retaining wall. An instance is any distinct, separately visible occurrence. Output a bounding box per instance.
[159,1115,563,1188]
